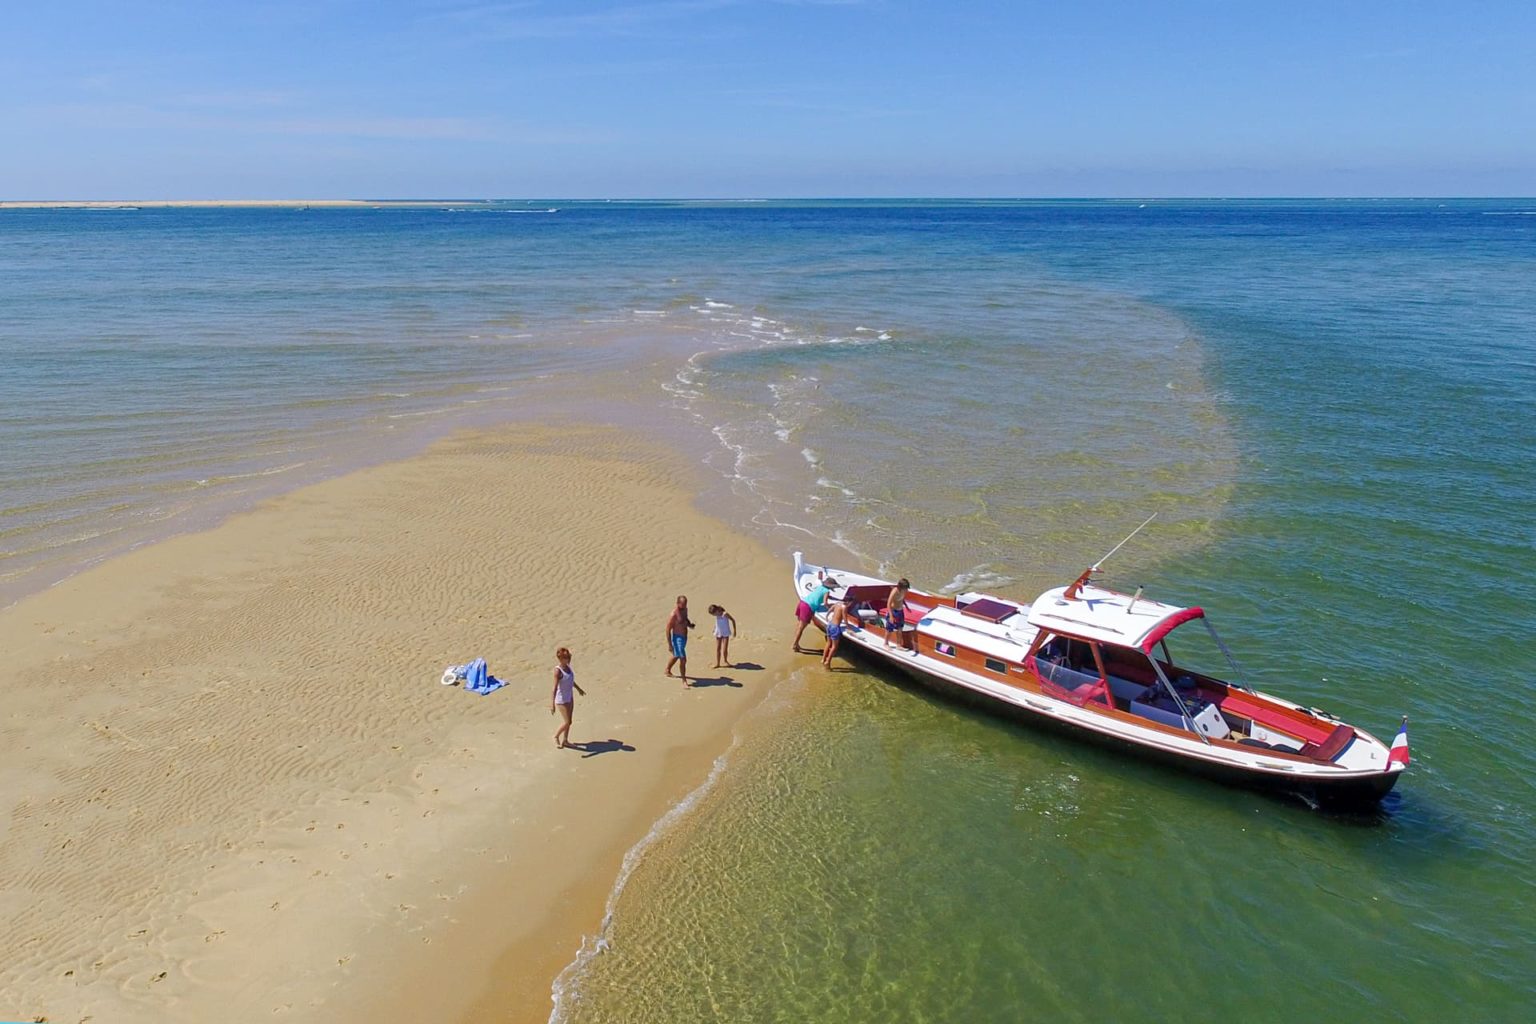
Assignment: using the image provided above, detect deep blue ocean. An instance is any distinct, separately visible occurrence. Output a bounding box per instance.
[3,200,1533,1020]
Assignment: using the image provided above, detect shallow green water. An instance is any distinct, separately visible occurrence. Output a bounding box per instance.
[552,201,1536,1022]
[557,670,1530,1023]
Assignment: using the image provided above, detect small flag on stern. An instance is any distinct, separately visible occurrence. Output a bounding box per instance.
[1388,717,1411,769]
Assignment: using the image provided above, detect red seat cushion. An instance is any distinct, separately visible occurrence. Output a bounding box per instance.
[1298,725,1356,762]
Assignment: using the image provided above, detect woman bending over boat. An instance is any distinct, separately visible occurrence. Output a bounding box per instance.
[794,575,837,653]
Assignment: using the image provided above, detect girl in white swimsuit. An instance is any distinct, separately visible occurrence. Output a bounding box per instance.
[551,647,586,749]
[708,604,738,668]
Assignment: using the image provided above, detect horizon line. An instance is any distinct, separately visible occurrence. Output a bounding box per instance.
[3,195,1534,209]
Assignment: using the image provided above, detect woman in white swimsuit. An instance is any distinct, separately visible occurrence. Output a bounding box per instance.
[551,647,586,749]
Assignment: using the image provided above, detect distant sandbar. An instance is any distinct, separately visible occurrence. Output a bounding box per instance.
[0,199,476,209]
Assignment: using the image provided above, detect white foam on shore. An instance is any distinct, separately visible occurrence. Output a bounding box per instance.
[661,351,711,408]
[656,299,910,580]
[826,527,877,567]
[197,461,311,485]
[546,756,741,1020]
[710,423,755,484]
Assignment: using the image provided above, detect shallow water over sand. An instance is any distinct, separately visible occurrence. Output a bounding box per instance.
[2,201,1230,603]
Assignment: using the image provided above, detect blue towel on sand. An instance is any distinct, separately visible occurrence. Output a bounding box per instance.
[457,657,507,696]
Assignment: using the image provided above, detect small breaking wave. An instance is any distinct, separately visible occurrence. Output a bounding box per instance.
[939,566,1018,595]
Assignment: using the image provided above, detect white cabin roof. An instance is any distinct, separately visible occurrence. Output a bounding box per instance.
[919,605,1039,663]
[1027,585,1204,653]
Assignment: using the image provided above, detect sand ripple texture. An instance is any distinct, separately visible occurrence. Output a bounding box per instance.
[0,424,797,1024]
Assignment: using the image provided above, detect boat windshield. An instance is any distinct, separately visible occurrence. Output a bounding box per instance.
[1152,616,1252,691]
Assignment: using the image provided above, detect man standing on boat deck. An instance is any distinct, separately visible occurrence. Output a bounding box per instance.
[665,595,695,686]
[886,577,912,653]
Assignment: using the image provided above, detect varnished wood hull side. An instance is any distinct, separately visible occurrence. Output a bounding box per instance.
[846,640,1401,809]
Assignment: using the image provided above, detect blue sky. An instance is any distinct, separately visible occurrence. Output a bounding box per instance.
[3,1,1533,198]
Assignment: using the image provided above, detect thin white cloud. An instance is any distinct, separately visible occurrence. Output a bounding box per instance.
[425,0,867,39]
[258,115,493,140]
[173,89,305,111]
[15,100,500,142]
[726,88,912,120]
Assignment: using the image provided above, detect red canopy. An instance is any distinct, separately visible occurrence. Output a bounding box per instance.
[1139,606,1205,653]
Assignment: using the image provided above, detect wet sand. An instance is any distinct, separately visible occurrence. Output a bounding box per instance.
[0,424,800,1023]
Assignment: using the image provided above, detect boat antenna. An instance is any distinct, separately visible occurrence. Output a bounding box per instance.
[1063,513,1158,601]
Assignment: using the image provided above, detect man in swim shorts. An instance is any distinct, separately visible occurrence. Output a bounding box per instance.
[822,599,854,668]
[665,594,695,686]
[885,577,911,652]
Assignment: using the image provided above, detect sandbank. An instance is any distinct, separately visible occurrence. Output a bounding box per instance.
[0,424,801,1022]
[0,200,466,209]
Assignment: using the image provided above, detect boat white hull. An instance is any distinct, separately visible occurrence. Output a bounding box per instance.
[794,554,1404,808]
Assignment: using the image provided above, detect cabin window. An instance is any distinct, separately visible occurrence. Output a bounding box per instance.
[1035,634,1085,669]
[984,658,1008,674]
[935,642,956,657]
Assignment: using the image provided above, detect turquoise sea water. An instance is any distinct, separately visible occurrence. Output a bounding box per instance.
[3,200,1533,1019]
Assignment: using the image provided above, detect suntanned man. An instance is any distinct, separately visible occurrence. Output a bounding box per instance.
[665,595,695,686]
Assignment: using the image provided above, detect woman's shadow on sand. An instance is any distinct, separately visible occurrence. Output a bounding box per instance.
[567,738,636,758]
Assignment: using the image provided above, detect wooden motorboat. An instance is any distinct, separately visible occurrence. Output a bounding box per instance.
[793,551,1408,807]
